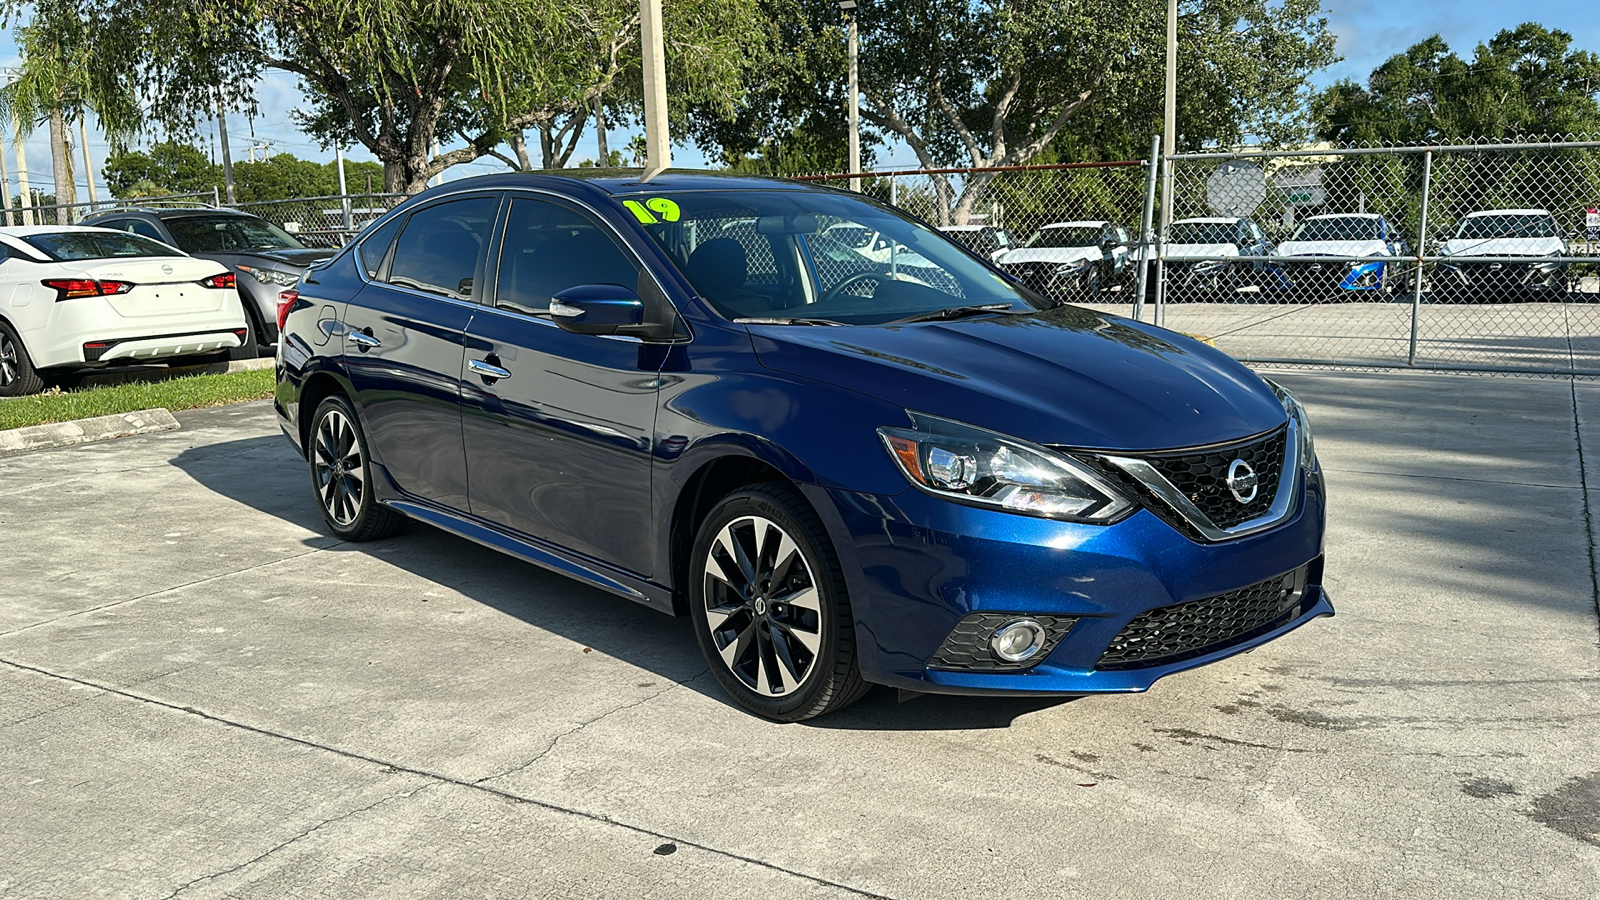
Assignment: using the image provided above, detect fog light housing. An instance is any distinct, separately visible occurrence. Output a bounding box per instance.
[990,619,1047,662]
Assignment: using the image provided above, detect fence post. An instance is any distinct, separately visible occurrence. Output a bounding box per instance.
[1408,149,1433,366]
[1133,133,1161,322]
[890,175,898,207]
[1154,142,1174,328]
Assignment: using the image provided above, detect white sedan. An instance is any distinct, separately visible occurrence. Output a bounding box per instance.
[0,226,248,396]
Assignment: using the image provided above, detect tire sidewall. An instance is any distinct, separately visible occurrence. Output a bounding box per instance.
[309,395,381,539]
[689,488,846,720]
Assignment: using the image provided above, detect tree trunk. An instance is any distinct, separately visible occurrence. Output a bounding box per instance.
[595,97,608,163]
[951,172,998,225]
[509,131,533,170]
[48,107,76,222]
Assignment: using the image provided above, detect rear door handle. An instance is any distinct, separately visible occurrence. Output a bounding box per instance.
[468,358,512,381]
[348,329,381,350]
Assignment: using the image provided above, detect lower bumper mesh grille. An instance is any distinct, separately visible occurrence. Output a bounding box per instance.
[1096,565,1310,670]
[928,613,1078,672]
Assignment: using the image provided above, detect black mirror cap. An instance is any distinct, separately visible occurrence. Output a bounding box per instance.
[551,284,646,335]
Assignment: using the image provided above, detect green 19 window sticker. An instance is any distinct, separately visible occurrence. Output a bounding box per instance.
[623,198,681,224]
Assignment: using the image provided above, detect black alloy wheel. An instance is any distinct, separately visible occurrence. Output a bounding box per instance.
[689,483,869,721]
[308,395,405,541]
[0,322,44,397]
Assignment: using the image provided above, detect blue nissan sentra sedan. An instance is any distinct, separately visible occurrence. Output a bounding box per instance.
[275,171,1331,721]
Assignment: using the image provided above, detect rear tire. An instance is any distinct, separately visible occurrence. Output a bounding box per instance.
[229,308,263,361]
[0,322,44,397]
[307,395,406,541]
[689,483,870,721]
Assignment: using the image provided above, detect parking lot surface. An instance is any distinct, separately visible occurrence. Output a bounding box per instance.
[2,372,1598,898]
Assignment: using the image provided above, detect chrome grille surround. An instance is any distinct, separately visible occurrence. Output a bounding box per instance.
[1097,418,1302,543]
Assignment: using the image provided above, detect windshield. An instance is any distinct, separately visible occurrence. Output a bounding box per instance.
[1026,226,1101,249]
[1168,221,1237,244]
[635,190,1045,325]
[1453,214,1557,240]
[165,215,307,252]
[22,231,179,261]
[1289,217,1379,242]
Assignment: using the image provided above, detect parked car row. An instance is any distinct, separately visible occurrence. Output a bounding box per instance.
[941,207,1582,303]
[0,208,332,396]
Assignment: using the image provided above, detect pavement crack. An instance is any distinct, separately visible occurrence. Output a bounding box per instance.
[158,783,432,899]
[474,667,712,786]
[0,659,894,900]
[0,544,344,640]
[1570,376,1600,667]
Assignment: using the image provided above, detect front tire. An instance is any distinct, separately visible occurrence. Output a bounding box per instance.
[0,322,44,396]
[689,483,869,721]
[308,395,406,541]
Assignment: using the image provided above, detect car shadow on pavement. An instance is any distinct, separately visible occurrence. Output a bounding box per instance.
[173,434,1062,729]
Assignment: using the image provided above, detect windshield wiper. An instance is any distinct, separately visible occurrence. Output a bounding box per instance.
[888,304,1030,325]
[732,316,845,326]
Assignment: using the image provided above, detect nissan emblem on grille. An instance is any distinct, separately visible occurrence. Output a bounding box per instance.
[1226,459,1258,504]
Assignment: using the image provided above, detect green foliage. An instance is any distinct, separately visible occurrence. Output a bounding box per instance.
[1313,24,1600,144]
[102,143,219,198]
[0,368,274,430]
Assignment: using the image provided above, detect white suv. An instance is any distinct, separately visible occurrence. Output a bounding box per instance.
[1435,209,1568,300]
[0,226,248,395]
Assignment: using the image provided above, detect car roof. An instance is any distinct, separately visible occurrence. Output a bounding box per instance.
[1303,213,1381,221]
[417,169,814,197]
[1462,208,1552,217]
[1041,220,1111,229]
[0,224,124,235]
[1172,217,1243,224]
[87,207,258,220]
[938,225,997,232]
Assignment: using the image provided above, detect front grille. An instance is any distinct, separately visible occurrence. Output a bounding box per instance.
[1096,566,1309,670]
[1141,426,1287,529]
[1282,261,1344,296]
[927,613,1078,671]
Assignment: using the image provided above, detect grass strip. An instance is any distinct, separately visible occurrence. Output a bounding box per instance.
[0,368,275,430]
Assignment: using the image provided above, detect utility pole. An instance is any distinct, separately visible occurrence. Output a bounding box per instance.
[0,125,12,226]
[15,122,33,226]
[216,97,236,204]
[640,0,670,181]
[78,117,97,208]
[1155,0,1177,327]
[841,0,861,192]
[336,145,351,230]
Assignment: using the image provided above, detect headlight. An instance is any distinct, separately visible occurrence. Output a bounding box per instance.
[1193,259,1228,274]
[877,413,1133,522]
[237,264,302,287]
[1263,378,1315,470]
[1054,259,1089,276]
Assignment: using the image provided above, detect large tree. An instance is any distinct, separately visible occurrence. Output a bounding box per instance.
[702,0,1337,223]
[1313,24,1600,144]
[8,0,760,192]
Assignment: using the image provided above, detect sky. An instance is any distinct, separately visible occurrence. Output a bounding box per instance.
[4,0,1600,202]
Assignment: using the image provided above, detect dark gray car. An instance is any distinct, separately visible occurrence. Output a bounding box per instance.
[81,208,333,356]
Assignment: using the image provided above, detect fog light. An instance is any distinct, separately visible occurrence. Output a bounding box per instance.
[990,619,1047,662]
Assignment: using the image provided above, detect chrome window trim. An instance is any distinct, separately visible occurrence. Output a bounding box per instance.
[1100,418,1301,542]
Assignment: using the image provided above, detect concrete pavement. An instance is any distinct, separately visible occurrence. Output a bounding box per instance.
[1,374,1597,898]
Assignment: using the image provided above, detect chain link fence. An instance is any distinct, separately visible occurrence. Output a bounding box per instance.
[1153,138,1600,377]
[233,193,410,247]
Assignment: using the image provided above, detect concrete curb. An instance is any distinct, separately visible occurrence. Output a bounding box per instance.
[0,408,180,456]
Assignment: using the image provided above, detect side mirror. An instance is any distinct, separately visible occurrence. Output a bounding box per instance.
[550,284,645,335]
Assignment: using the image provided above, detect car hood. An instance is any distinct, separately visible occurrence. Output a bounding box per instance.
[748,305,1286,451]
[1278,239,1387,257]
[997,246,1099,266]
[1165,243,1239,260]
[1442,236,1563,257]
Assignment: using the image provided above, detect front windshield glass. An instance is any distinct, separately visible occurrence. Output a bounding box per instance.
[23,231,178,261]
[1168,221,1237,244]
[635,190,1045,325]
[1453,214,1557,240]
[165,215,307,252]
[1289,217,1379,242]
[1025,226,1101,249]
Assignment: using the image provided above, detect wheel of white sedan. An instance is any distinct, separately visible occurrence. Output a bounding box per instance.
[689,483,869,721]
[0,321,44,397]
[308,395,405,541]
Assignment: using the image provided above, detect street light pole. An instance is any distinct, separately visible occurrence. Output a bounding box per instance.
[640,0,671,182]
[842,0,861,191]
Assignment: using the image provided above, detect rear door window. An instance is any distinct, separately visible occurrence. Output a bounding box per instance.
[126,219,167,243]
[358,215,406,279]
[385,196,499,300]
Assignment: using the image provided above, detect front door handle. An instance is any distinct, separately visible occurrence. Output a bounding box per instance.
[469,358,512,381]
[348,328,381,350]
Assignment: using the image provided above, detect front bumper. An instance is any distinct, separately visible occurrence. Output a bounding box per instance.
[809,464,1330,696]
